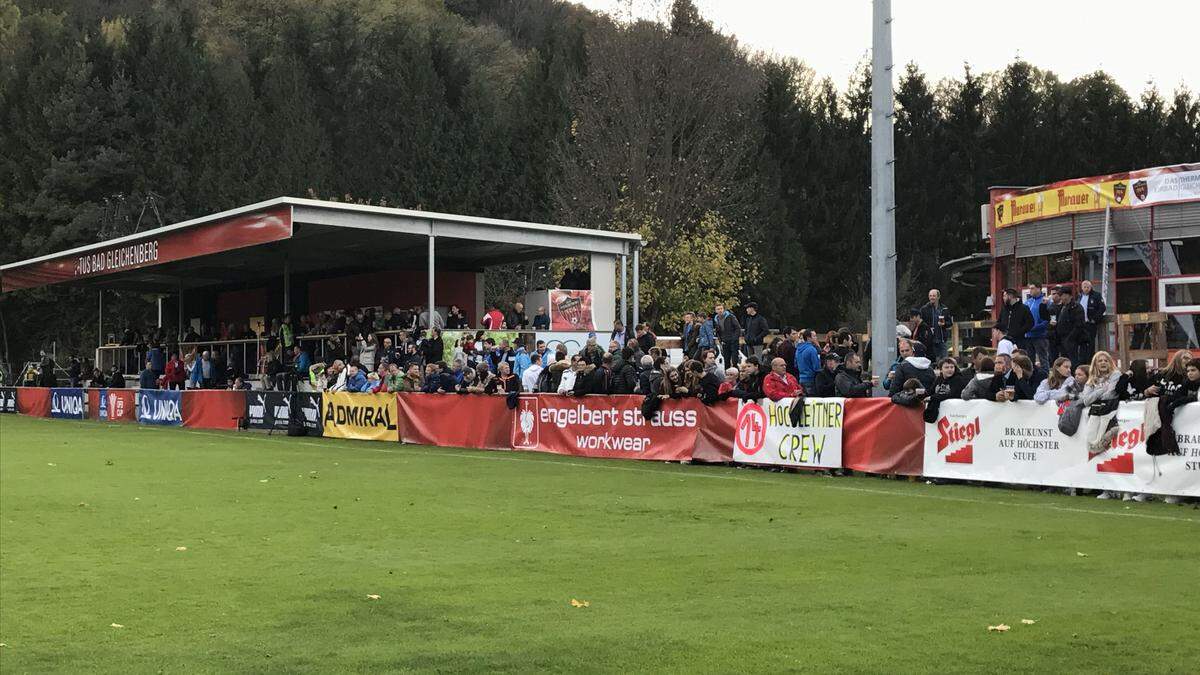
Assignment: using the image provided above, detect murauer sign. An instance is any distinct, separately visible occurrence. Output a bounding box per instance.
[732,397,844,469]
[512,394,699,461]
[322,392,397,442]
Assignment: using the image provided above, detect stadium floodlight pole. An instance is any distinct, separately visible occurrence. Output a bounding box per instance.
[632,244,640,330]
[157,296,163,328]
[428,234,436,333]
[620,253,628,328]
[282,255,291,316]
[870,0,898,394]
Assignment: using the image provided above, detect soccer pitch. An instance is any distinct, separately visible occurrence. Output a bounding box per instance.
[1,415,1197,673]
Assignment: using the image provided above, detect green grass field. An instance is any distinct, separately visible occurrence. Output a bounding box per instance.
[1,414,1197,673]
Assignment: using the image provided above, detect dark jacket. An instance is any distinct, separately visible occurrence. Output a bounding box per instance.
[924,371,968,422]
[696,371,723,406]
[891,387,927,407]
[835,369,872,398]
[813,367,838,397]
[743,314,768,346]
[139,368,158,390]
[888,356,935,396]
[987,370,1034,401]
[716,312,742,343]
[1080,290,1106,332]
[637,331,657,353]
[1055,301,1085,346]
[918,302,953,345]
[775,338,798,378]
[612,362,637,395]
[999,300,1033,342]
[532,314,550,330]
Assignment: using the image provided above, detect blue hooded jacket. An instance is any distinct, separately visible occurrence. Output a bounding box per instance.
[1023,293,1049,339]
[794,341,821,386]
[514,347,531,379]
[345,369,370,392]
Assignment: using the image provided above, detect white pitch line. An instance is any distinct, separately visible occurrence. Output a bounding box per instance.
[170,427,1200,525]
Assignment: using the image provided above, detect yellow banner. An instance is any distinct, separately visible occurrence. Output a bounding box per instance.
[322,391,398,442]
[994,180,1128,228]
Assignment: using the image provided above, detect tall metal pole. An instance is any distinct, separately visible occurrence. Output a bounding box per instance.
[156,296,163,328]
[870,0,898,394]
[620,254,628,328]
[631,245,640,330]
[282,256,291,317]
[427,235,436,333]
[98,289,103,348]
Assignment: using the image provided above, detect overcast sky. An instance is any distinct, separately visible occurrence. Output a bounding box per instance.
[574,0,1199,96]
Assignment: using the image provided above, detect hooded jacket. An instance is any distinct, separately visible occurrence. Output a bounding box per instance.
[1023,294,1051,339]
[887,356,934,396]
[813,366,839,397]
[794,341,821,387]
[513,348,531,379]
[961,373,994,400]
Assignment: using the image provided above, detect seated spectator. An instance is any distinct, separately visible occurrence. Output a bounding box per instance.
[487,362,520,394]
[532,306,550,330]
[400,364,423,392]
[456,367,479,394]
[835,352,874,398]
[961,357,995,400]
[718,367,740,395]
[924,358,967,421]
[1012,348,1047,389]
[505,302,528,330]
[813,352,840,397]
[231,376,251,391]
[887,339,934,397]
[1034,357,1075,403]
[344,364,370,392]
[890,377,928,407]
[763,357,802,401]
[474,362,495,393]
[987,353,1034,402]
[685,359,723,405]
[521,353,544,392]
[139,361,158,390]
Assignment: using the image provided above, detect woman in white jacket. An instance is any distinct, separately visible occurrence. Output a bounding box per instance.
[1077,352,1128,500]
[1034,357,1074,403]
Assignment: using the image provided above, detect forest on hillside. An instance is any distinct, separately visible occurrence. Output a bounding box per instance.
[1,0,1198,364]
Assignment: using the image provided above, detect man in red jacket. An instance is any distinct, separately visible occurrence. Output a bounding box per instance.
[762,357,803,401]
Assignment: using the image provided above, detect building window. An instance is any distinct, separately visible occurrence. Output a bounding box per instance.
[1161,238,1200,276]
[1165,313,1200,350]
[1114,243,1156,279]
[1023,255,1047,286]
[1115,279,1153,313]
[1047,252,1073,284]
[1077,249,1106,283]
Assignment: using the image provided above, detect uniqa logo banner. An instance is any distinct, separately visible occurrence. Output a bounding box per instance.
[50,388,85,419]
[137,389,182,426]
[322,391,397,442]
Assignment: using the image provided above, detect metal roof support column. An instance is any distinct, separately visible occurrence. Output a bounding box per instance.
[428,234,436,334]
[620,253,628,329]
[283,255,291,316]
[632,245,640,331]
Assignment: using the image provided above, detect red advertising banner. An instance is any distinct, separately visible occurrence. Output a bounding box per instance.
[88,389,137,422]
[2,208,292,292]
[181,390,245,430]
[512,394,699,461]
[841,398,924,475]
[16,387,51,417]
[548,290,595,331]
[396,393,512,450]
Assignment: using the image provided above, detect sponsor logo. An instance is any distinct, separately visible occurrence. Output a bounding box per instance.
[1057,188,1091,207]
[1011,200,1038,218]
[50,390,84,417]
[139,394,181,422]
[936,416,979,464]
[108,392,128,419]
[0,389,15,413]
[1089,424,1140,474]
[1132,179,1148,202]
[323,400,395,429]
[248,394,266,424]
[513,396,539,449]
[1112,181,1127,204]
[735,402,767,456]
[995,203,1005,223]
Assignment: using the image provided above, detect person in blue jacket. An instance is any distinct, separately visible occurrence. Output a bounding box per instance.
[1023,284,1052,370]
[793,330,821,390]
[513,345,531,380]
[344,364,370,392]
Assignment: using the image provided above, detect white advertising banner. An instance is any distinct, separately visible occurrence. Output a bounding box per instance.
[733,397,844,469]
[924,400,1200,497]
[1127,166,1200,207]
